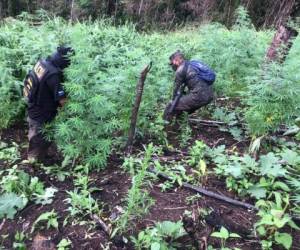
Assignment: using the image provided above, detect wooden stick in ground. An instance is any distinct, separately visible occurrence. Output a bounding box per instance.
[126,62,152,153]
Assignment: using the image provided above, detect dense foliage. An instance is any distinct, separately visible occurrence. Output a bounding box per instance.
[1,10,300,249]
[0,13,299,167]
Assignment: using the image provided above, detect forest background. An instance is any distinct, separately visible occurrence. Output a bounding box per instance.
[1,0,300,29]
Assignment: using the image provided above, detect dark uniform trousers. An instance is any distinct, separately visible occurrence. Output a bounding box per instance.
[27,117,51,160]
[174,81,213,114]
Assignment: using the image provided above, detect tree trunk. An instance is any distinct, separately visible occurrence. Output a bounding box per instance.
[70,0,75,22]
[0,1,3,19]
[264,0,295,28]
[106,0,116,16]
[266,25,298,63]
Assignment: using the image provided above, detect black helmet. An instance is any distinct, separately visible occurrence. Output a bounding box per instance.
[50,46,75,70]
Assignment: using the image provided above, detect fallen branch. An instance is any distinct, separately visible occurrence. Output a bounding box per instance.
[188,118,226,126]
[148,167,300,223]
[148,166,256,210]
[163,206,189,210]
[188,118,297,138]
[126,62,152,153]
[188,118,242,129]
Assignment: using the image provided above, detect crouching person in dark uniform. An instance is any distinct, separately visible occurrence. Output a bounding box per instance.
[164,51,215,121]
[23,46,74,162]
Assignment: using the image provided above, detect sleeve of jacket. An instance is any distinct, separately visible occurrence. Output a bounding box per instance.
[46,74,67,102]
[172,63,186,100]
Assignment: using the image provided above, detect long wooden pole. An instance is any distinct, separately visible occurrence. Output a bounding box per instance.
[126,62,152,153]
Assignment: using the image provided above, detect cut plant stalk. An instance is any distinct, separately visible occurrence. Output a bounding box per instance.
[126,62,152,153]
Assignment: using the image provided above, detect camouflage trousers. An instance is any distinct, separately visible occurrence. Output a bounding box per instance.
[174,84,213,113]
[27,117,51,161]
[164,84,213,120]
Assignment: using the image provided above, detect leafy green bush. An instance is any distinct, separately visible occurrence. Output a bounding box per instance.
[0,18,67,129]
[194,23,271,95]
[0,13,299,168]
[116,144,155,232]
[245,58,300,136]
[0,166,57,219]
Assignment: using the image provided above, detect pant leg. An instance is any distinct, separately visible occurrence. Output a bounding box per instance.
[175,84,213,113]
[27,117,51,160]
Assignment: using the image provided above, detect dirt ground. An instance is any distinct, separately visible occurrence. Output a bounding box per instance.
[0,121,299,250]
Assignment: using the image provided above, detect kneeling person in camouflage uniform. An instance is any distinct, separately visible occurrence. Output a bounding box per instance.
[164,51,215,120]
[24,46,74,162]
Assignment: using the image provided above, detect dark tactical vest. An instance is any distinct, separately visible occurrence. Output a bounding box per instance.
[23,60,59,105]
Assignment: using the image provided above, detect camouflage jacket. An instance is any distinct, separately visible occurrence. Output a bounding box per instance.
[173,60,209,99]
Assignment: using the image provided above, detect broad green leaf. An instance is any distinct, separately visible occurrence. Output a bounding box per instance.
[229,233,241,238]
[288,219,300,230]
[151,242,161,250]
[220,227,229,239]
[270,209,284,219]
[280,149,300,166]
[260,153,278,171]
[260,160,286,177]
[49,218,59,229]
[211,232,223,238]
[229,127,243,141]
[256,214,273,226]
[34,187,57,205]
[0,193,26,219]
[248,186,267,199]
[212,227,230,239]
[157,221,185,238]
[225,164,243,178]
[274,232,292,250]
[273,181,290,192]
[256,226,266,236]
[57,238,72,250]
[273,192,282,209]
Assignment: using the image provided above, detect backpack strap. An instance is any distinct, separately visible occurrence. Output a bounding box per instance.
[182,61,189,83]
[178,61,189,89]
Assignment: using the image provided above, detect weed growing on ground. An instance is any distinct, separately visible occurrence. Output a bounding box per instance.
[131,220,186,250]
[116,144,156,233]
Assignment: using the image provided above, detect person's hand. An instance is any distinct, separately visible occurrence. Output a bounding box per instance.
[163,101,173,122]
[59,98,67,107]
